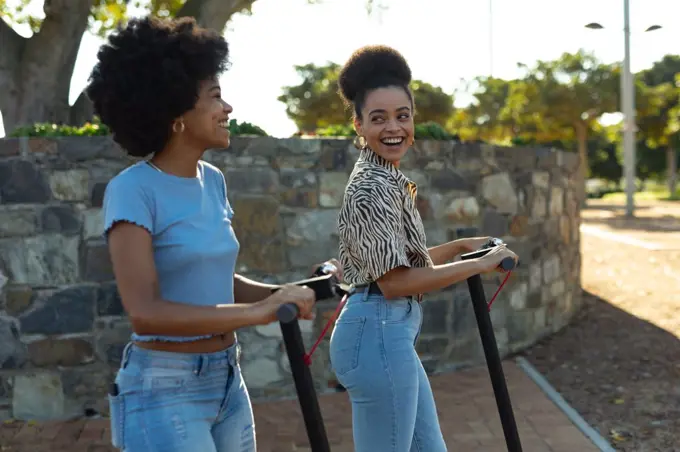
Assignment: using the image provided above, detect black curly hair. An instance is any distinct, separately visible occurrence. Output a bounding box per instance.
[337,45,414,121]
[85,16,230,157]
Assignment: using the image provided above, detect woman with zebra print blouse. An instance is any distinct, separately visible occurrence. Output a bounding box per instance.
[329,45,519,452]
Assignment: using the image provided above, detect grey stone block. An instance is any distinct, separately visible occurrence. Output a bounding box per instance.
[20,286,96,335]
[12,373,66,420]
[0,160,52,203]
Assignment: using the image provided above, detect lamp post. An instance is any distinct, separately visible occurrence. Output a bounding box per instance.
[489,0,494,77]
[585,1,662,218]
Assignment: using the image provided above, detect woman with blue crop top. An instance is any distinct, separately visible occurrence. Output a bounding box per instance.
[85,17,339,452]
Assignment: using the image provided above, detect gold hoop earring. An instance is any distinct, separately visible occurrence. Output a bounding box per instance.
[173,119,185,134]
[353,135,367,150]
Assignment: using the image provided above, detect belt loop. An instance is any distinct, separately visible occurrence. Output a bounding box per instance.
[120,342,133,369]
[231,343,240,367]
[194,355,204,376]
[361,284,371,302]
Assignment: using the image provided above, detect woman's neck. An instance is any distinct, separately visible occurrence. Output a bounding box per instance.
[151,141,203,178]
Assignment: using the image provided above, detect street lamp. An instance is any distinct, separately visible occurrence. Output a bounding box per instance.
[489,0,494,76]
[585,3,662,218]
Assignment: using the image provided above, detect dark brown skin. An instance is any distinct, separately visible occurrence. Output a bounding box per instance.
[233,258,342,304]
[428,236,492,265]
[353,86,519,299]
[108,78,317,347]
[109,222,317,337]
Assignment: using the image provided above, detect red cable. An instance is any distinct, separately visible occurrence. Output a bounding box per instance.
[303,271,512,365]
[486,271,512,311]
[303,293,348,366]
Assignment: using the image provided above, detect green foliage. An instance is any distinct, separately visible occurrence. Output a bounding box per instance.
[1,0,269,38]
[312,121,456,141]
[502,51,620,141]
[0,0,132,36]
[227,119,268,136]
[314,124,356,137]
[449,77,514,141]
[0,0,42,32]
[9,118,267,137]
[410,81,454,125]
[278,63,348,133]
[9,121,111,137]
[451,50,680,185]
[278,62,455,133]
[414,122,457,140]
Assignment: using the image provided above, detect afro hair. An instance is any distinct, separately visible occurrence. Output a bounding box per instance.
[85,16,230,157]
[337,45,413,119]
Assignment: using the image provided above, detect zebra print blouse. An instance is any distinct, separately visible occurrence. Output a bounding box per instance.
[337,148,433,287]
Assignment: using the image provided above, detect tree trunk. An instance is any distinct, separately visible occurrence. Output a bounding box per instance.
[1,0,250,135]
[177,0,256,32]
[667,147,678,197]
[574,121,589,205]
[0,0,93,135]
[0,20,27,134]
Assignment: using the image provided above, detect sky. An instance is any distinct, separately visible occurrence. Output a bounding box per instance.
[1,0,679,138]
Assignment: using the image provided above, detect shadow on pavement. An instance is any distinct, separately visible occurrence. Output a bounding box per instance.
[524,290,680,451]
[582,201,680,233]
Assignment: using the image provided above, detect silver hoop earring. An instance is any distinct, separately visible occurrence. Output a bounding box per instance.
[173,120,185,133]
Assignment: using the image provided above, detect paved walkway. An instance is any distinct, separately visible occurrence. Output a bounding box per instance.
[0,361,600,452]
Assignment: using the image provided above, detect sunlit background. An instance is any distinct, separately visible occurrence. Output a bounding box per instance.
[1,0,678,137]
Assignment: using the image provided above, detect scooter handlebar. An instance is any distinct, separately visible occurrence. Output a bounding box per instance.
[459,240,519,271]
[274,273,347,324]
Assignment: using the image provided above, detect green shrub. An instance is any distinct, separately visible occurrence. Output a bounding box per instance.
[414,121,458,140]
[9,118,268,138]
[9,121,110,137]
[227,119,268,136]
[314,124,357,137]
[312,121,458,141]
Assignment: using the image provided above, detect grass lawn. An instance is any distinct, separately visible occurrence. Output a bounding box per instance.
[601,186,680,202]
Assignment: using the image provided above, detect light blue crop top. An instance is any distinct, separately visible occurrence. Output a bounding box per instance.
[102,160,240,342]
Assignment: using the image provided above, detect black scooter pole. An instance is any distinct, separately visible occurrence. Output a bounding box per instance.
[460,248,523,452]
[277,305,331,452]
[275,274,340,452]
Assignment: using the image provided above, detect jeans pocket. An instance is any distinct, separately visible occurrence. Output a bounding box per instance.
[330,317,366,376]
[108,393,125,448]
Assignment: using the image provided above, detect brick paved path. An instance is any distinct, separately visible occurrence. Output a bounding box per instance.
[0,361,600,452]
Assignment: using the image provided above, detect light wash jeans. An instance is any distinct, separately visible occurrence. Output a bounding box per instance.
[108,342,255,452]
[329,291,447,452]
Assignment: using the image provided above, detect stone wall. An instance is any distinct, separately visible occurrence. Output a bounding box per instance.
[0,136,583,421]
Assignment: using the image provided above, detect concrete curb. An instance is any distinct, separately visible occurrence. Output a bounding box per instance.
[515,356,616,452]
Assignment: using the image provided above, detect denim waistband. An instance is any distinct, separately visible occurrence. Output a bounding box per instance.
[120,341,241,373]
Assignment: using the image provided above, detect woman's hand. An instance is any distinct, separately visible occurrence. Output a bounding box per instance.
[476,245,519,274]
[252,285,316,325]
[310,258,343,281]
[456,236,492,254]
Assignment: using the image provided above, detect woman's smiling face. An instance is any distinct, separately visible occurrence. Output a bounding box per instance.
[354,86,415,166]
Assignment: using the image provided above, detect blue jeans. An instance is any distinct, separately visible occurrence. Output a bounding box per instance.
[108,342,255,452]
[329,291,447,452]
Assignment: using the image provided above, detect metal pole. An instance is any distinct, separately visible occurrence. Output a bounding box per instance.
[489,0,494,77]
[622,0,636,217]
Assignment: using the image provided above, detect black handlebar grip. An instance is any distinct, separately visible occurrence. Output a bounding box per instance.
[293,274,337,300]
[277,303,300,324]
[498,257,518,271]
[271,274,337,301]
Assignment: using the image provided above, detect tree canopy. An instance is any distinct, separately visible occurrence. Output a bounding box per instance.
[278,62,455,132]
